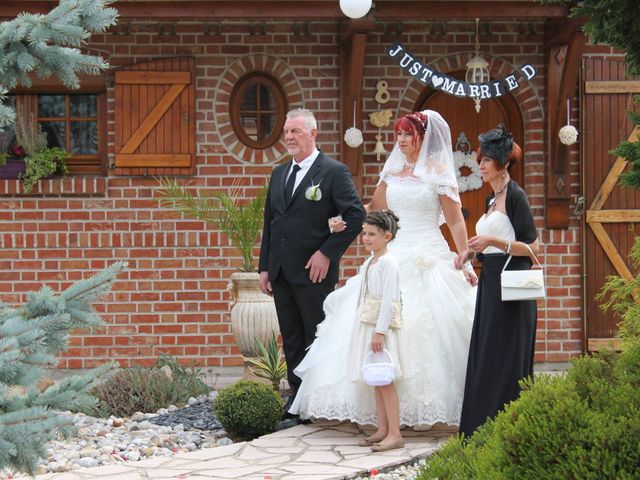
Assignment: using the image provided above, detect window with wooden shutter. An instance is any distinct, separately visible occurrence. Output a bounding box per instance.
[114,58,195,175]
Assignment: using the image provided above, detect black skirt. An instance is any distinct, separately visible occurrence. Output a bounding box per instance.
[459,253,537,438]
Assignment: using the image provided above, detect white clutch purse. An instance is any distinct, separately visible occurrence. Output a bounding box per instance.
[500,243,545,301]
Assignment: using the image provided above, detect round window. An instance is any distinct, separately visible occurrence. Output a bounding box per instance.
[230,73,287,149]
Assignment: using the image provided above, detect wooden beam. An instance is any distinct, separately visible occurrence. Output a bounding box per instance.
[115,154,191,167]
[545,27,586,229]
[339,20,373,193]
[586,210,640,223]
[374,1,568,19]
[589,128,640,211]
[0,0,568,20]
[115,71,190,85]
[588,222,634,281]
[587,337,622,352]
[585,81,640,94]
[0,1,341,19]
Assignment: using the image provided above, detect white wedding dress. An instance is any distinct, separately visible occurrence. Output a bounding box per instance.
[290,174,476,426]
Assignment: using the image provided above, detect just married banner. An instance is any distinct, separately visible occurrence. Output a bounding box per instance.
[388,42,536,99]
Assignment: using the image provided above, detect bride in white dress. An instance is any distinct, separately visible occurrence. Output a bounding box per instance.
[289,110,477,427]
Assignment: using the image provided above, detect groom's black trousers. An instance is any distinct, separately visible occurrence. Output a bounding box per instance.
[271,271,334,396]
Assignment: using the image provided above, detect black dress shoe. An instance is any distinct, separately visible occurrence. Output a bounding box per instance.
[281,410,297,420]
[281,392,296,420]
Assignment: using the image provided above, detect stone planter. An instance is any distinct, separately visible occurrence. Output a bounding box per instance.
[228,271,280,359]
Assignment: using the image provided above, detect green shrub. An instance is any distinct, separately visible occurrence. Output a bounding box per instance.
[213,380,283,440]
[418,348,640,480]
[91,355,210,417]
[156,352,211,396]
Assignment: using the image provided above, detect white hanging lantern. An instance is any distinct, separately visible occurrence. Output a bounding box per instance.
[465,55,490,84]
[465,18,490,114]
[339,0,372,19]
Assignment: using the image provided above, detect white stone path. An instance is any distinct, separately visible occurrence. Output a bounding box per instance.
[33,421,455,480]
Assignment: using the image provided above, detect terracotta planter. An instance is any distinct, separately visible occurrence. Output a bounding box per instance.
[228,271,280,358]
[0,159,26,179]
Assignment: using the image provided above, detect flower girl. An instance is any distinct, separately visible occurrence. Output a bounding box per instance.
[350,210,404,451]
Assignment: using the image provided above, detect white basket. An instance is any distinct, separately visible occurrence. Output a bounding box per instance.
[361,350,395,386]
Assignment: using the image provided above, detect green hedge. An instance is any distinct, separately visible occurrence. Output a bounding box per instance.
[418,345,640,480]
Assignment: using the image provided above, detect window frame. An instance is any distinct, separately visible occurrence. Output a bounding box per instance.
[10,77,108,176]
[230,72,287,150]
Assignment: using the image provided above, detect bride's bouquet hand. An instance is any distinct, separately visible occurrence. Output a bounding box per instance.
[328,215,346,233]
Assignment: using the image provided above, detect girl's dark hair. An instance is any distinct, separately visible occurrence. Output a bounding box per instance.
[364,209,400,239]
[476,123,522,173]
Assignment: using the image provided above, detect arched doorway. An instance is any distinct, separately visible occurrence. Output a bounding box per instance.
[417,71,525,253]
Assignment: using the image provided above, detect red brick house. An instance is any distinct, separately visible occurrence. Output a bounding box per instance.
[0,0,638,371]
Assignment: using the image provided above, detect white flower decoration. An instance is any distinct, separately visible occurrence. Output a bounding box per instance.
[559,125,578,145]
[414,251,437,271]
[453,151,483,192]
[344,127,363,148]
[305,181,322,201]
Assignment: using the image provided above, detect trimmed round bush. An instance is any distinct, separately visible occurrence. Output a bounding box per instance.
[213,380,283,440]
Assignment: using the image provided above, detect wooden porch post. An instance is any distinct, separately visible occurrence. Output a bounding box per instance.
[339,18,374,194]
[544,19,586,228]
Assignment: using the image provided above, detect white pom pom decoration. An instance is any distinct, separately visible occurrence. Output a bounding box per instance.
[558,124,578,145]
[344,127,363,148]
[339,0,372,19]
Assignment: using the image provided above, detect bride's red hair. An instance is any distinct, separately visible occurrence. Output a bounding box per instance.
[394,111,428,148]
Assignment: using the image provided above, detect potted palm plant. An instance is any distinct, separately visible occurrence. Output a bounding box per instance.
[157,177,280,361]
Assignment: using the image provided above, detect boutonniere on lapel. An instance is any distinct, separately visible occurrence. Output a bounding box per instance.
[305,181,322,201]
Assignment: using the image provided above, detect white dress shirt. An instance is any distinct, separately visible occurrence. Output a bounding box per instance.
[286,149,320,195]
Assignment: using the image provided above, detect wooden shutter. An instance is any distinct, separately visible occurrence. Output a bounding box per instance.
[582,57,640,351]
[114,58,195,174]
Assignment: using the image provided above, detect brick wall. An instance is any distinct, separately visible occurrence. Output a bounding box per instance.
[0,19,594,369]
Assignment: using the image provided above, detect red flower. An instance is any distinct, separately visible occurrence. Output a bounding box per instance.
[10,145,25,158]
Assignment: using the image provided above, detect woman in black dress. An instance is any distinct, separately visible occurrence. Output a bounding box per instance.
[454,125,540,438]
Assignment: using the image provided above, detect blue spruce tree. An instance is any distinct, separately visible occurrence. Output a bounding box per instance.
[0,261,127,475]
[0,0,118,127]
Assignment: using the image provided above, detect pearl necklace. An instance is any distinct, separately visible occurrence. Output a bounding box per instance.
[488,180,509,212]
[404,160,417,171]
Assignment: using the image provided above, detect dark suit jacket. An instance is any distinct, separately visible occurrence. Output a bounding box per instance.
[259,151,365,285]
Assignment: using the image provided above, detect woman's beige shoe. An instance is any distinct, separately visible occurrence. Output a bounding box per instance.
[357,438,377,447]
[370,438,405,452]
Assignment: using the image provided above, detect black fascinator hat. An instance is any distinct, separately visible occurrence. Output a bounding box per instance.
[478,124,513,168]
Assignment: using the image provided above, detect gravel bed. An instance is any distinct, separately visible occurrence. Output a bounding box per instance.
[2,392,231,478]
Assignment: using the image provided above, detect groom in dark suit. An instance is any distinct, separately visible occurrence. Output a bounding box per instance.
[259,108,365,417]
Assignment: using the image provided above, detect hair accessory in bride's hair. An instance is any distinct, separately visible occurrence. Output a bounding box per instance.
[478,123,514,167]
[405,112,428,136]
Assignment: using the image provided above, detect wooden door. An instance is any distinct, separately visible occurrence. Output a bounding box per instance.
[419,77,524,252]
[114,57,195,174]
[583,58,640,351]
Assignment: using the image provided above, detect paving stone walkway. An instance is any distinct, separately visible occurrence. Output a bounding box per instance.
[33,420,455,480]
